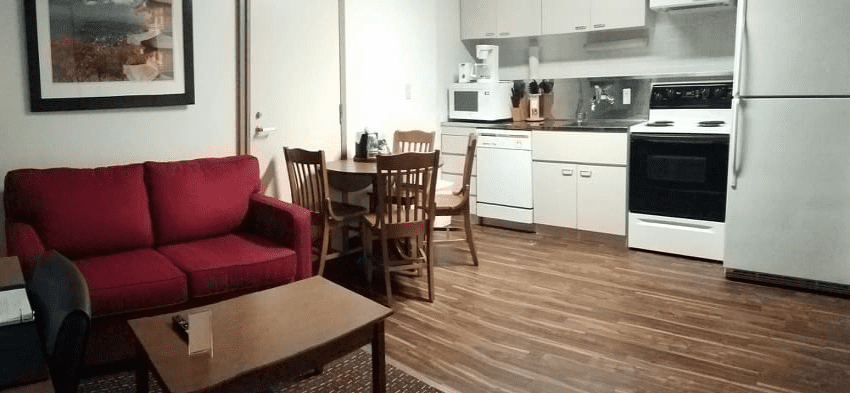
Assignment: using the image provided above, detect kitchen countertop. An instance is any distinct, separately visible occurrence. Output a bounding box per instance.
[442,119,645,133]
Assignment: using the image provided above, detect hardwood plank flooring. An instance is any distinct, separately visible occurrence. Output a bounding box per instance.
[331,223,850,393]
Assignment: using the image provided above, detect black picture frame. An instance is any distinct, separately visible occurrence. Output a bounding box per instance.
[24,0,194,112]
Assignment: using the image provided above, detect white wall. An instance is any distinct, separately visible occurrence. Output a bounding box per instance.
[344,0,473,154]
[0,0,239,255]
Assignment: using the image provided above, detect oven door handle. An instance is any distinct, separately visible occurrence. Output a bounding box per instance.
[630,134,729,144]
[730,97,743,189]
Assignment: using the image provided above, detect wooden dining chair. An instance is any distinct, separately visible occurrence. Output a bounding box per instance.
[283,147,368,276]
[393,130,435,153]
[365,150,440,305]
[434,133,478,266]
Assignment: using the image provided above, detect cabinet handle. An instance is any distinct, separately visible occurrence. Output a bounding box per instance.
[485,33,496,37]
[575,26,587,31]
[579,170,592,178]
[593,24,606,29]
[562,169,574,176]
[499,32,510,36]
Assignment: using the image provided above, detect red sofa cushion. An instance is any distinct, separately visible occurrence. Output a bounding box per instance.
[76,249,188,316]
[3,165,154,259]
[157,232,298,298]
[145,156,261,245]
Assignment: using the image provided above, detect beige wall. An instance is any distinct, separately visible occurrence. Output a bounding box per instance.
[344,0,473,154]
[0,0,240,255]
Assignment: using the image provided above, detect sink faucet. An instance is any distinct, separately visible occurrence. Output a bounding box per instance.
[591,85,616,111]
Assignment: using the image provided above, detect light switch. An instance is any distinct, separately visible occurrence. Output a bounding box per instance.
[623,88,631,105]
[405,84,412,100]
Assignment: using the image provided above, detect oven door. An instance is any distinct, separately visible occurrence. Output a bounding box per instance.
[629,133,729,222]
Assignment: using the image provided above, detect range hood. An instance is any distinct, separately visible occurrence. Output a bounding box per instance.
[650,0,735,11]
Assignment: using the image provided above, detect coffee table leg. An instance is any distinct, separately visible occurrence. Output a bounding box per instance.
[372,321,386,393]
[135,360,149,393]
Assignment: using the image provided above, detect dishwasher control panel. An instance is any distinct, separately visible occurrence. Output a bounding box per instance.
[476,129,532,150]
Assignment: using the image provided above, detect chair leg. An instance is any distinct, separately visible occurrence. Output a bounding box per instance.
[463,208,479,266]
[317,222,331,276]
[426,235,435,303]
[381,234,393,307]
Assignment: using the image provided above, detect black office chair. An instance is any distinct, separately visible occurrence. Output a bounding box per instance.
[27,250,91,393]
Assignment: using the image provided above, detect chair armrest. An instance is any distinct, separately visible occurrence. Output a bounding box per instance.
[245,194,313,280]
[27,250,91,358]
[6,222,46,281]
[27,250,91,393]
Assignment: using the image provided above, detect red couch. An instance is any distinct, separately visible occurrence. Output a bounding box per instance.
[4,155,312,368]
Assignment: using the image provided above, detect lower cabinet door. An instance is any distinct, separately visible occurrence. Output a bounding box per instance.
[576,165,627,235]
[533,162,577,228]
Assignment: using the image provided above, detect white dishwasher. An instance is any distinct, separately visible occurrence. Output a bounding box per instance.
[476,129,534,227]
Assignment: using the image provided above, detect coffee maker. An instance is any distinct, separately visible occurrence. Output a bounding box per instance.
[474,45,499,83]
[456,45,500,83]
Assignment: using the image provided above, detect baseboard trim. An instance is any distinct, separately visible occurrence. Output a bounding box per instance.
[725,268,850,297]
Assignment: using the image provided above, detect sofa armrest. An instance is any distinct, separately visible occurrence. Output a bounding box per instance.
[246,194,313,280]
[6,222,46,281]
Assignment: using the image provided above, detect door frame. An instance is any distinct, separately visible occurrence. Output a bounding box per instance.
[235,0,348,157]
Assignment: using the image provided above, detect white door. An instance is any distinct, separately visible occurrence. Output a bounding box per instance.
[247,1,342,202]
[725,98,850,284]
[737,0,850,96]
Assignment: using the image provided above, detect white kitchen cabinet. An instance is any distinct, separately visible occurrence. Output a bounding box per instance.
[461,0,542,39]
[542,0,646,35]
[533,162,577,227]
[532,131,627,235]
[590,0,646,31]
[461,0,498,39]
[441,126,477,215]
[576,165,627,235]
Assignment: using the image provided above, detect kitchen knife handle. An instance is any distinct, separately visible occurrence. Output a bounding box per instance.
[732,0,748,97]
[730,97,742,189]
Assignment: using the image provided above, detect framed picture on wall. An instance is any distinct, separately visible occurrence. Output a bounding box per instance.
[24,0,194,112]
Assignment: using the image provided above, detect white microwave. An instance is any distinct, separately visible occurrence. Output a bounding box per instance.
[448,82,512,122]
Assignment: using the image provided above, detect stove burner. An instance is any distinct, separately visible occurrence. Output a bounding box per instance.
[646,121,674,127]
[698,120,726,127]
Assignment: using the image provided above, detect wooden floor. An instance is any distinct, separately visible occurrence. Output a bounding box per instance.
[335,222,850,393]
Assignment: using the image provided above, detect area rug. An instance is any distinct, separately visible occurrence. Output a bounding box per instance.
[78,349,443,393]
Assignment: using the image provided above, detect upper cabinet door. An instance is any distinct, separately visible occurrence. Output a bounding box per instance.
[497,0,542,38]
[542,0,590,35]
[590,0,646,31]
[461,0,498,39]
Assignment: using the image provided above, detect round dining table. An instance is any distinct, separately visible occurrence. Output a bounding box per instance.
[325,158,453,227]
[326,159,378,194]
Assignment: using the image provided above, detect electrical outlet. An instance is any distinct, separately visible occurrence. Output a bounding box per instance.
[623,88,631,105]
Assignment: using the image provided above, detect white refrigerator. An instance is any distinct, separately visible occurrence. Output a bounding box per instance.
[725,0,850,287]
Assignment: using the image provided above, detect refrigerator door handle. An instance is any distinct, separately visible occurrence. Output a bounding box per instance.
[730,97,743,189]
[733,0,748,97]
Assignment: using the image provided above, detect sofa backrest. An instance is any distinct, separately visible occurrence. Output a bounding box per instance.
[145,155,260,246]
[4,164,154,258]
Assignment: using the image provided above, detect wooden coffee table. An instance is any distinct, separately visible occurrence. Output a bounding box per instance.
[128,277,393,393]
